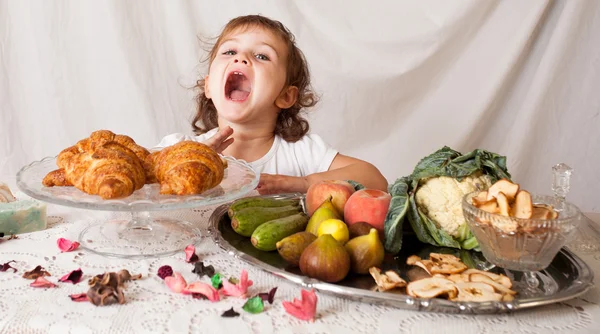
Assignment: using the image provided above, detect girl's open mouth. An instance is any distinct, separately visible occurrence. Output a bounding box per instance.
[225,71,252,102]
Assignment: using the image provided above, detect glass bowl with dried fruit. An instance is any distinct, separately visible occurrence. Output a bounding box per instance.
[462,180,582,291]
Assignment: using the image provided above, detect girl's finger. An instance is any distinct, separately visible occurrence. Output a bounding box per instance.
[217,138,234,152]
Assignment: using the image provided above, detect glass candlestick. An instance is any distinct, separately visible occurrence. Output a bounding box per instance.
[556,163,600,253]
[552,163,572,207]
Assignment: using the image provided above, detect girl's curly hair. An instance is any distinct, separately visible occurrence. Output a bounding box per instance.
[192,15,318,142]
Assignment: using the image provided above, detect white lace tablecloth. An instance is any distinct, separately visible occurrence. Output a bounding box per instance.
[1,190,600,334]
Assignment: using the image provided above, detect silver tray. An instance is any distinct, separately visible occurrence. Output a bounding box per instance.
[208,193,595,314]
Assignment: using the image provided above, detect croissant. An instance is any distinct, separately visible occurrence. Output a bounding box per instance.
[53,130,155,184]
[152,141,226,195]
[63,142,146,199]
[42,169,73,187]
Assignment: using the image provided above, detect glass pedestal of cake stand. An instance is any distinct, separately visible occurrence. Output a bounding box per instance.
[16,156,259,259]
[76,211,203,259]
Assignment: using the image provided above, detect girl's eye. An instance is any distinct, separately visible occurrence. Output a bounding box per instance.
[222,50,236,56]
[255,54,269,61]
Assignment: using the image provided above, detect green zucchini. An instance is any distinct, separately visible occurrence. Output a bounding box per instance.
[230,205,302,237]
[227,197,300,218]
[250,212,309,251]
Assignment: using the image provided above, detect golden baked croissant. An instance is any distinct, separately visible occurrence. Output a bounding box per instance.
[152,141,226,195]
[53,130,155,184]
[42,169,73,187]
[63,142,146,199]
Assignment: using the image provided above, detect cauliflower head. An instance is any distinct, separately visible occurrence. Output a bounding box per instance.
[414,173,492,237]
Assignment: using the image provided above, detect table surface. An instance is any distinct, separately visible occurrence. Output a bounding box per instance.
[1,186,600,334]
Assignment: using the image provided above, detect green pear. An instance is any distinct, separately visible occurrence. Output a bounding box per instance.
[306,196,341,236]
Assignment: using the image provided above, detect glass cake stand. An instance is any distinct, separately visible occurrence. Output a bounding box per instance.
[16,156,259,259]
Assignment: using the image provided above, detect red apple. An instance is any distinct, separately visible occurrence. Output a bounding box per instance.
[306,180,356,218]
[344,189,392,236]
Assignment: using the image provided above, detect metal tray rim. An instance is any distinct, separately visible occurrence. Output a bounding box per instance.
[207,193,595,314]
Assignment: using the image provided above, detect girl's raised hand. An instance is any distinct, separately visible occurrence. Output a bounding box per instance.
[205,126,234,154]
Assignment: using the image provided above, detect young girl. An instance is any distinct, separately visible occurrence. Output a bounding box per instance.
[155,15,388,194]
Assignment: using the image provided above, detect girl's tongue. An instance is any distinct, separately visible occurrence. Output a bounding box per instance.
[230,90,250,101]
[226,72,251,101]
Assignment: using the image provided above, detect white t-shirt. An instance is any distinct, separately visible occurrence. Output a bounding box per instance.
[153,128,339,177]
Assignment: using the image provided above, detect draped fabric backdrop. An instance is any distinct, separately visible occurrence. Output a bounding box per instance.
[1,0,599,212]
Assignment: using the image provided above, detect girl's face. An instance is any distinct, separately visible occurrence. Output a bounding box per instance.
[205,26,295,127]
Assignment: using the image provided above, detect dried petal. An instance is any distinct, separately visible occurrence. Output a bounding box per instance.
[192,293,208,300]
[69,293,90,302]
[87,271,133,306]
[30,276,58,288]
[257,287,278,304]
[128,272,142,281]
[220,269,253,298]
[282,289,318,322]
[185,245,199,263]
[1,260,17,273]
[221,307,240,317]
[22,265,51,279]
[242,296,264,314]
[59,269,83,284]
[57,238,80,252]
[211,273,223,289]
[182,281,220,302]
[165,272,187,293]
[192,262,215,278]
[157,265,173,280]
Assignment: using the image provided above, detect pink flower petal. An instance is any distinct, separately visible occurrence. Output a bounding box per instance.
[185,245,199,263]
[57,238,80,252]
[182,282,220,302]
[69,293,89,302]
[30,276,58,288]
[165,272,187,293]
[59,269,83,284]
[282,289,318,322]
[220,269,253,298]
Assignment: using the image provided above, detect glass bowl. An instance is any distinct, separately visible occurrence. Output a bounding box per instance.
[462,191,581,272]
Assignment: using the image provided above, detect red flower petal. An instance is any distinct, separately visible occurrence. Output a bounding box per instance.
[282,289,318,322]
[258,287,278,304]
[1,260,17,273]
[182,282,220,302]
[30,276,58,288]
[69,293,89,302]
[57,238,80,252]
[157,265,173,280]
[185,245,199,263]
[59,269,83,284]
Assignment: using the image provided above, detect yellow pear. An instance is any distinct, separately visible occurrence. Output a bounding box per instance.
[306,196,341,236]
[316,195,340,216]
